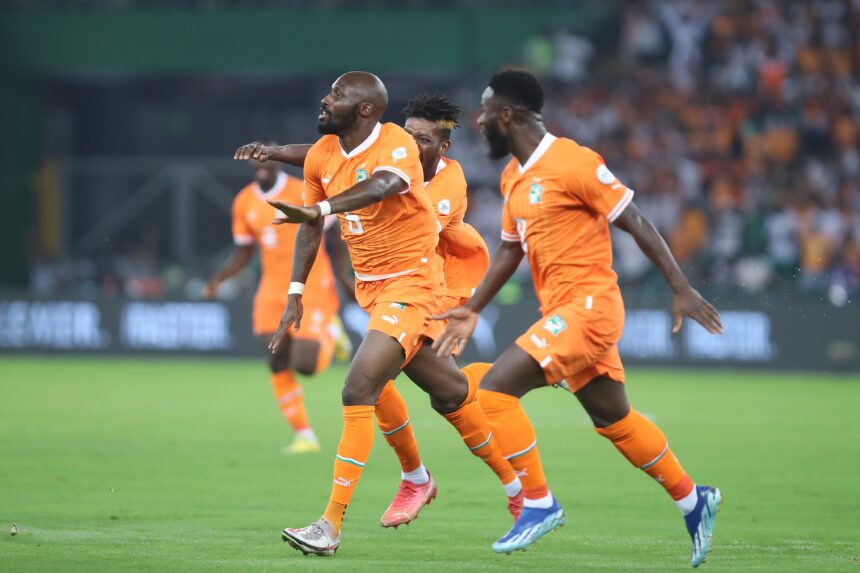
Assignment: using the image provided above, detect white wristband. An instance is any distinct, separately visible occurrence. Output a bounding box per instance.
[288,282,305,295]
[317,200,332,217]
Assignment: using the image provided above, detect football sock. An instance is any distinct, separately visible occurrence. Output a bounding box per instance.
[442,391,520,490]
[401,464,430,486]
[270,370,310,432]
[375,380,424,478]
[325,405,375,533]
[595,408,696,512]
[477,389,547,501]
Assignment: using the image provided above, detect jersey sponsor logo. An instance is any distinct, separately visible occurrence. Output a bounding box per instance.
[529,333,548,349]
[356,168,368,182]
[596,164,616,185]
[334,476,355,488]
[381,314,400,325]
[438,199,451,215]
[542,314,567,336]
[529,182,544,204]
[389,302,407,311]
[391,146,408,162]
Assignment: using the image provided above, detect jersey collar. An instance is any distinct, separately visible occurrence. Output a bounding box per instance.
[254,171,287,199]
[341,122,382,159]
[517,132,557,174]
[424,157,447,187]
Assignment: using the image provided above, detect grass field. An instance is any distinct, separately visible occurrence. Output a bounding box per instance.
[1,357,859,572]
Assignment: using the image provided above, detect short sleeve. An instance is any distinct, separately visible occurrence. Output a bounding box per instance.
[302,146,326,206]
[231,195,254,246]
[371,130,420,194]
[500,195,520,243]
[571,149,635,222]
[433,161,467,232]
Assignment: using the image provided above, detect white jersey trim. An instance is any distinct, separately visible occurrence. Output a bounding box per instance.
[372,166,411,193]
[341,122,382,159]
[607,188,635,223]
[517,132,557,174]
[354,267,418,282]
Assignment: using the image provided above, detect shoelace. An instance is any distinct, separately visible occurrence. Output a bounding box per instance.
[389,481,422,510]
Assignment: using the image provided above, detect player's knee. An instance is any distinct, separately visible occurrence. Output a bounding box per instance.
[428,383,467,414]
[293,354,318,377]
[341,375,376,406]
[268,352,290,374]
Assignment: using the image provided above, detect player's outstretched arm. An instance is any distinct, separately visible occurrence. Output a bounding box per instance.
[203,245,254,299]
[233,142,312,167]
[268,218,324,353]
[432,239,524,356]
[613,202,724,334]
[326,223,356,302]
[268,171,407,224]
[440,223,490,268]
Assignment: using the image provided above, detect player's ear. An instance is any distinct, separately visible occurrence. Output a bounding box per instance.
[358,102,374,118]
[440,140,451,155]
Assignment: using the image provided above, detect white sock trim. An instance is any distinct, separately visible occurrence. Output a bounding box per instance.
[297,428,317,442]
[676,484,698,515]
[402,463,430,485]
[523,490,554,509]
[503,477,522,497]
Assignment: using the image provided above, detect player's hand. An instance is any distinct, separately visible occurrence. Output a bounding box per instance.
[269,294,304,353]
[431,306,478,357]
[267,200,320,224]
[202,281,219,300]
[234,142,271,162]
[672,285,724,334]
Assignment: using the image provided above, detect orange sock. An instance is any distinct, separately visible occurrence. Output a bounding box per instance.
[324,405,375,533]
[271,370,310,431]
[595,408,695,501]
[477,388,548,500]
[442,390,518,488]
[375,381,422,473]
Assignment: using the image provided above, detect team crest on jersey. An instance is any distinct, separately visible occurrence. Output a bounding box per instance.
[356,167,368,182]
[389,302,407,311]
[529,182,544,204]
[542,314,567,336]
[438,199,451,215]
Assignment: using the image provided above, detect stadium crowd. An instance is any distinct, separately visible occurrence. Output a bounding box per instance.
[457,0,860,304]
[28,0,860,305]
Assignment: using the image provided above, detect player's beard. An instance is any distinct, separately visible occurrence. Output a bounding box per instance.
[317,105,360,135]
[483,121,510,160]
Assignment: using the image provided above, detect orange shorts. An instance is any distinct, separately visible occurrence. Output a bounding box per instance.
[358,260,445,365]
[515,291,626,393]
[252,292,338,345]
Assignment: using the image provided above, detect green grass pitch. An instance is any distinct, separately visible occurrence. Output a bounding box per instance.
[1,357,858,572]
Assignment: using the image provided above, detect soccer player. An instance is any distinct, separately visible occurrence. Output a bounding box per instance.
[204,156,346,454]
[434,69,724,567]
[261,71,520,556]
[236,93,503,529]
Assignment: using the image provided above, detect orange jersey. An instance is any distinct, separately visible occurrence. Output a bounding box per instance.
[500,133,634,313]
[231,172,337,302]
[426,158,490,299]
[302,122,438,285]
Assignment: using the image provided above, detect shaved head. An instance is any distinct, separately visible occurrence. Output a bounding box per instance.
[318,71,388,135]
[337,71,388,115]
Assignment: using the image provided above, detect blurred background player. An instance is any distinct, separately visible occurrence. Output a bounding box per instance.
[435,69,724,566]
[262,71,520,556]
[204,154,349,454]
[234,93,505,530]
